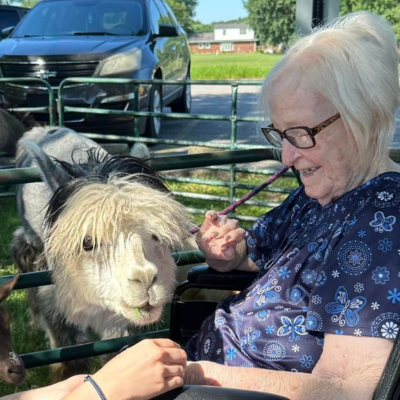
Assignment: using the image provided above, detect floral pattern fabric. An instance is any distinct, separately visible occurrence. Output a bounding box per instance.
[185,172,400,373]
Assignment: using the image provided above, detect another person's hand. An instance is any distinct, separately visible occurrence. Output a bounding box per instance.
[197,211,248,272]
[92,339,186,400]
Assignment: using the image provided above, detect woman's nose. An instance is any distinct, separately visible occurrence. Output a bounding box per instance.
[281,138,300,166]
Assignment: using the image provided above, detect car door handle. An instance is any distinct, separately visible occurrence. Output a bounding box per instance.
[172,45,176,51]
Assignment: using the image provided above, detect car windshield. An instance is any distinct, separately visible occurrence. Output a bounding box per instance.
[12,0,147,37]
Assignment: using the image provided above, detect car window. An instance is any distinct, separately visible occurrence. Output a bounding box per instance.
[0,10,20,31]
[155,0,173,25]
[149,0,162,35]
[12,0,147,37]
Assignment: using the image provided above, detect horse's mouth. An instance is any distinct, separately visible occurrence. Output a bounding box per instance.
[120,301,163,324]
[138,304,153,313]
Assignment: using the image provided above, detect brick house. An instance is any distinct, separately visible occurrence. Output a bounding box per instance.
[188,23,258,54]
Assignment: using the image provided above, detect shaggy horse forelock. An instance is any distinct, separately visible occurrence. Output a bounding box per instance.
[45,175,191,266]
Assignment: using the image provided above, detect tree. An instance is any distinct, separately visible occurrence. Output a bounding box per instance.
[20,0,40,7]
[243,0,296,46]
[340,0,400,41]
[166,0,197,32]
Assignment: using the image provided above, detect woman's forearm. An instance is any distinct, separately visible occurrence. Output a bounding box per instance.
[185,362,371,400]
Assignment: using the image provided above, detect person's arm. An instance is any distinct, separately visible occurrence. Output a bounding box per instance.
[1,376,84,400]
[1,339,186,400]
[185,334,393,400]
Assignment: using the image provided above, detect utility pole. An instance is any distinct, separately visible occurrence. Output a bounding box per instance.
[295,0,340,36]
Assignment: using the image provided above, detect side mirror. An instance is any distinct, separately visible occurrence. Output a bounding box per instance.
[157,24,178,37]
[1,26,15,40]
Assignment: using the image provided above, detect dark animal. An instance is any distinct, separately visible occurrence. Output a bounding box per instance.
[0,274,26,386]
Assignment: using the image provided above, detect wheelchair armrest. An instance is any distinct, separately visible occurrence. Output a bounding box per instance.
[152,385,289,399]
[187,265,258,291]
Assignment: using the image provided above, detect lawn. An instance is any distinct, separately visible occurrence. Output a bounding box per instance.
[191,53,283,80]
[0,174,297,396]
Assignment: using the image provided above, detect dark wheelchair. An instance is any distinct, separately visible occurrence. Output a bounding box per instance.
[154,265,400,400]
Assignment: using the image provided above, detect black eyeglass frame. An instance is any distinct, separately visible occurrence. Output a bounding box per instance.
[261,113,341,149]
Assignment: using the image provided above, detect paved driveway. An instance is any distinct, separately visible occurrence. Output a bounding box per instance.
[155,84,400,155]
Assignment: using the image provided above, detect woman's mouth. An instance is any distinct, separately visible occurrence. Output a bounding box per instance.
[299,167,321,177]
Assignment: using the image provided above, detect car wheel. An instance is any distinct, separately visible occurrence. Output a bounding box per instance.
[170,71,191,113]
[146,84,162,138]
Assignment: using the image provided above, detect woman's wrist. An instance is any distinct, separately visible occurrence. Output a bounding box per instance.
[62,379,105,400]
[236,256,260,272]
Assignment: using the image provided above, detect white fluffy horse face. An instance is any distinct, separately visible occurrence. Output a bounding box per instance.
[45,178,192,328]
[65,228,177,326]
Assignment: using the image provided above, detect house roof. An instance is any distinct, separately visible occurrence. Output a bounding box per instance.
[214,23,251,29]
[187,32,214,43]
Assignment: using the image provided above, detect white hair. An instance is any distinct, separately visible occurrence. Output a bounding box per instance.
[260,11,400,167]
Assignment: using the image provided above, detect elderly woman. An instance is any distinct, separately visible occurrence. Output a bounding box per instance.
[184,11,400,400]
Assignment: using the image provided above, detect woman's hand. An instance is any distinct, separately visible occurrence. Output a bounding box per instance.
[197,211,249,272]
[92,339,186,400]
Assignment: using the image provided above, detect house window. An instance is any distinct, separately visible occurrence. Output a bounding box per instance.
[240,28,246,34]
[198,43,204,49]
[221,42,234,52]
[205,43,211,49]
[223,29,226,35]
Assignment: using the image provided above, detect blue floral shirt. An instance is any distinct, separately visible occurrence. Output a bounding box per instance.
[186,172,400,373]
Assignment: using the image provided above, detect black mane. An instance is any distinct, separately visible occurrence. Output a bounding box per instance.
[46,148,169,229]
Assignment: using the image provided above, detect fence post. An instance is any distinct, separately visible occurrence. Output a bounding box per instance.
[47,86,56,126]
[58,82,65,127]
[230,83,239,205]
[134,83,140,137]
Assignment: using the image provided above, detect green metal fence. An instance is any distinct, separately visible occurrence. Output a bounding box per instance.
[0,77,293,371]
[2,76,400,372]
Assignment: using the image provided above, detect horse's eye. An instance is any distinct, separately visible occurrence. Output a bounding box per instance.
[83,236,94,251]
[152,235,159,242]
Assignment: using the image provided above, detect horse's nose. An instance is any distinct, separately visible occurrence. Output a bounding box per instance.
[7,362,26,385]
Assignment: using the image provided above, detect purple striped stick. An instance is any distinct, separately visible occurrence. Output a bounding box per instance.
[189,165,289,235]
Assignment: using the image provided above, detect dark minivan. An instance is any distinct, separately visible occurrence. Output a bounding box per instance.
[0,0,191,137]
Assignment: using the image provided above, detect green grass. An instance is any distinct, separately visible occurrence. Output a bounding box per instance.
[191,53,283,80]
[0,174,297,396]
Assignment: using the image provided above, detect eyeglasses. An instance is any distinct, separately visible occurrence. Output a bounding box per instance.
[261,113,341,149]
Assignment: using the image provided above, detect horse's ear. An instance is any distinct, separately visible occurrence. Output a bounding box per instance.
[0,274,19,303]
[20,140,70,193]
[130,143,150,160]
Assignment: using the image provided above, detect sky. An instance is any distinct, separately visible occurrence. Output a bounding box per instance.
[194,0,248,24]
